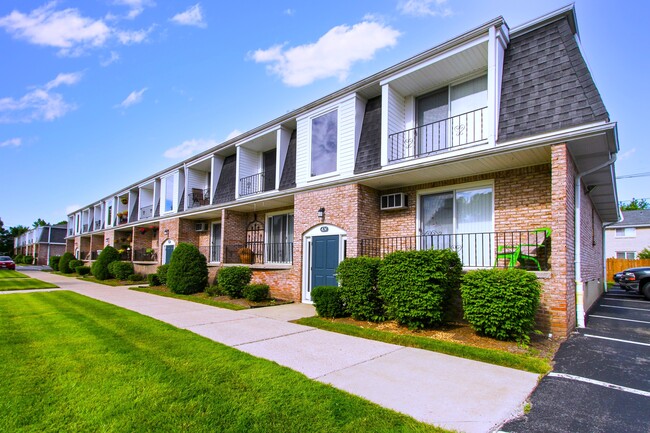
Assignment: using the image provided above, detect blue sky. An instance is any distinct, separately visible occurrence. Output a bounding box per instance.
[1,0,648,228]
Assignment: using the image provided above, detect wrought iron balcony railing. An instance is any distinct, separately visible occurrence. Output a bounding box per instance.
[388,107,487,164]
[82,224,89,233]
[223,242,293,265]
[359,230,550,270]
[140,205,153,219]
[187,189,210,209]
[239,172,268,197]
[94,220,103,230]
[133,248,158,262]
[197,245,222,263]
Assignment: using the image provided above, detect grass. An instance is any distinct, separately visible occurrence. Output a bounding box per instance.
[0,292,448,433]
[296,317,551,375]
[0,270,29,279]
[0,271,58,291]
[131,286,248,311]
[78,276,142,286]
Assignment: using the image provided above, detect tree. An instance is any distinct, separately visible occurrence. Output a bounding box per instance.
[91,246,120,280]
[620,198,650,211]
[639,248,650,259]
[32,218,49,228]
[0,218,12,255]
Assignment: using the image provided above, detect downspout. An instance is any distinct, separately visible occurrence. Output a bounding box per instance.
[602,213,623,293]
[575,153,617,328]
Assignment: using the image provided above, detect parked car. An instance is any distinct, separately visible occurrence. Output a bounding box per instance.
[618,267,650,300]
[0,256,16,270]
[613,271,624,284]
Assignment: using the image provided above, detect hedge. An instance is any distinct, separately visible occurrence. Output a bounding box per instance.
[76,266,91,276]
[156,264,170,286]
[378,249,462,329]
[58,252,76,274]
[166,243,208,295]
[108,261,135,280]
[461,268,541,344]
[49,255,61,271]
[243,284,270,302]
[68,260,84,272]
[91,247,120,280]
[217,266,252,298]
[311,286,347,318]
[13,254,24,264]
[147,273,161,287]
[336,257,384,321]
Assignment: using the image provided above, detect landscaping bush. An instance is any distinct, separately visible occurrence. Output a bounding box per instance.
[336,257,384,321]
[243,284,270,302]
[147,273,161,287]
[68,260,83,272]
[58,252,76,274]
[206,285,223,297]
[461,268,541,344]
[156,264,170,286]
[49,255,61,271]
[311,286,347,318]
[13,254,24,264]
[108,261,135,280]
[378,249,462,329]
[166,243,208,295]
[128,273,144,282]
[91,247,120,280]
[23,255,34,265]
[217,266,252,298]
[76,266,91,276]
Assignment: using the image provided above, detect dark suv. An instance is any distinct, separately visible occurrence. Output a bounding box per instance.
[619,267,650,300]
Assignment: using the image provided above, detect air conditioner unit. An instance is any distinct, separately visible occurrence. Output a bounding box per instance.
[195,222,208,232]
[380,193,407,211]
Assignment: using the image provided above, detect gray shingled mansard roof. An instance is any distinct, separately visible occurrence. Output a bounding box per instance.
[608,210,650,229]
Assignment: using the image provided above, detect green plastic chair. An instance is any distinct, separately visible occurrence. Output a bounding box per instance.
[494,227,551,270]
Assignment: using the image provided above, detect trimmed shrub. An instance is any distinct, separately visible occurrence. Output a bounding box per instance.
[108,261,134,280]
[336,257,384,321]
[206,285,223,297]
[156,264,170,286]
[311,286,347,318]
[128,273,144,282]
[217,266,252,298]
[243,284,270,302]
[58,252,76,274]
[378,249,462,329]
[147,273,161,287]
[68,260,83,272]
[166,243,208,295]
[461,268,541,344]
[76,266,91,276]
[49,255,61,271]
[13,254,24,264]
[23,255,34,265]
[91,247,120,280]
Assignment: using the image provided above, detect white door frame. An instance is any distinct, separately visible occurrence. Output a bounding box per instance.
[301,224,347,303]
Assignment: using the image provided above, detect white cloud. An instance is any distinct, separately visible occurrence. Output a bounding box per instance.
[0,72,82,123]
[116,88,147,108]
[163,138,218,159]
[0,137,22,148]
[225,129,242,140]
[0,2,111,56]
[113,0,155,20]
[619,148,636,161]
[115,25,154,44]
[250,20,400,86]
[284,8,295,16]
[397,0,452,17]
[65,204,81,215]
[171,4,206,28]
[101,51,120,66]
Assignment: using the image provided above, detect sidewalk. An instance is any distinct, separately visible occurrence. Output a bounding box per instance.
[21,271,539,433]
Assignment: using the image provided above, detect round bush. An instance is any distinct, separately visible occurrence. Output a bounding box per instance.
[58,252,76,274]
[76,266,91,276]
[108,261,134,280]
[217,266,252,298]
[206,285,223,297]
[166,243,208,295]
[13,254,24,264]
[378,249,462,329]
[68,260,83,272]
[147,273,161,287]
[461,268,541,344]
[49,255,61,271]
[243,284,270,302]
[311,286,347,318]
[127,273,144,282]
[23,255,34,265]
[156,264,170,286]
[91,246,120,280]
[336,257,384,321]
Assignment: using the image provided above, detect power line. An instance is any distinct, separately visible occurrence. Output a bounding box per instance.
[617,172,650,179]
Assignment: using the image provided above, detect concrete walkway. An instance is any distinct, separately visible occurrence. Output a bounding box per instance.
[16,271,539,433]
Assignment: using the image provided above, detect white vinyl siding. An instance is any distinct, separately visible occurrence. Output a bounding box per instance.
[187,168,209,191]
[238,147,260,179]
[615,228,636,238]
[387,85,406,137]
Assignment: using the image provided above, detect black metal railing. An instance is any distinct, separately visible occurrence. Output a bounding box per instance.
[94,220,102,230]
[68,228,73,236]
[133,248,158,262]
[388,107,487,163]
[91,251,100,260]
[359,230,550,270]
[187,189,210,209]
[117,216,128,225]
[239,172,268,197]
[140,205,153,219]
[117,250,132,261]
[82,224,89,233]
[80,251,89,261]
[197,245,221,263]
[223,242,293,264]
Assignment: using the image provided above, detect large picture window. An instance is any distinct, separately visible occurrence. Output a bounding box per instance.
[266,213,294,263]
[311,110,337,177]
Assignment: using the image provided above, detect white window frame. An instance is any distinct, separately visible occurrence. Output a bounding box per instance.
[616,251,636,259]
[615,227,636,238]
[161,173,178,214]
[308,107,340,180]
[209,221,222,263]
[265,210,294,264]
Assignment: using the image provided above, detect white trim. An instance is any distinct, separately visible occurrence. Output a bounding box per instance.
[209,221,221,263]
[301,224,347,302]
[307,107,340,180]
[162,239,176,265]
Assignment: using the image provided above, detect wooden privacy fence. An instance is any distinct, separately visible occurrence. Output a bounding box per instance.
[606,258,650,281]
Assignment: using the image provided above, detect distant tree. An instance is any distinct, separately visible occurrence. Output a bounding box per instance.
[9,225,29,236]
[32,218,49,228]
[0,218,12,255]
[55,220,67,225]
[639,248,650,259]
[620,198,650,211]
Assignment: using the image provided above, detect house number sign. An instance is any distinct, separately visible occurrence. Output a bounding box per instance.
[320,226,329,232]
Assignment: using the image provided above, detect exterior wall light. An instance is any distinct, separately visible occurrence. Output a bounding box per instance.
[163,229,169,237]
[317,207,325,222]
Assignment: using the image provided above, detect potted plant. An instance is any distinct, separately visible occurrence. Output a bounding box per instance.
[139,227,147,234]
[121,197,128,204]
[237,247,253,264]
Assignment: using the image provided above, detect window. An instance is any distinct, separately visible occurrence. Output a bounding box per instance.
[163,175,175,213]
[616,251,636,259]
[311,110,337,176]
[266,213,294,263]
[210,223,221,263]
[107,205,113,226]
[615,228,636,238]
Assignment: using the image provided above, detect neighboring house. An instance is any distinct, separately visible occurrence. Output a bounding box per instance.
[605,210,650,259]
[65,5,620,338]
[14,224,67,266]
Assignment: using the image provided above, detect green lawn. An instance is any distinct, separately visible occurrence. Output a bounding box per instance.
[0,292,448,433]
[131,286,248,311]
[0,275,58,291]
[0,270,29,279]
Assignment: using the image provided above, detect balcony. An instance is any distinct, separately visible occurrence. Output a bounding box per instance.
[187,189,210,209]
[359,230,550,270]
[239,172,273,197]
[133,248,158,262]
[94,221,103,231]
[82,224,89,233]
[223,242,293,265]
[140,205,153,220]
[68,228,73,236]
[388,107,487,164]
[197,245,221,263]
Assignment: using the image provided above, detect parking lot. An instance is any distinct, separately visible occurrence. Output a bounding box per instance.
[501,286,650,432]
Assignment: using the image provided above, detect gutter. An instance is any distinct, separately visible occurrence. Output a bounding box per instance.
[575,153,617,328]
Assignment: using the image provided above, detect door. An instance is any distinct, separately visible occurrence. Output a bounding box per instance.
[263,149,276,192]
[211,223,221,263]
[164,244,174,264]
[311,235,339,290]
[417,88,449,156]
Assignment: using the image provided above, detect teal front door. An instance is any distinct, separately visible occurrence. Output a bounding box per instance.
[311,235,339,290]
[164,244,174,264]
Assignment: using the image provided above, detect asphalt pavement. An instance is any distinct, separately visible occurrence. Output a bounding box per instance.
[500,286,650,433]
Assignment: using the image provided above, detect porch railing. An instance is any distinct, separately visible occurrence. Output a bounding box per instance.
[94,220,103,230]
[133,248,158,262]
[197,245,221,263]
[388,107,487,164]
[117,250,132,261]
[82,224,89,233]
[223,242,293,265]
[359,230,550,270]
[140,205,153,220]
[187,189,210,209]
[68,228,73,236]
[239,172,266,197]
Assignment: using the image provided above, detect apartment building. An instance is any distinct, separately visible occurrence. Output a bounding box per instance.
[66,5,620,337]
[14,224,67,266]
